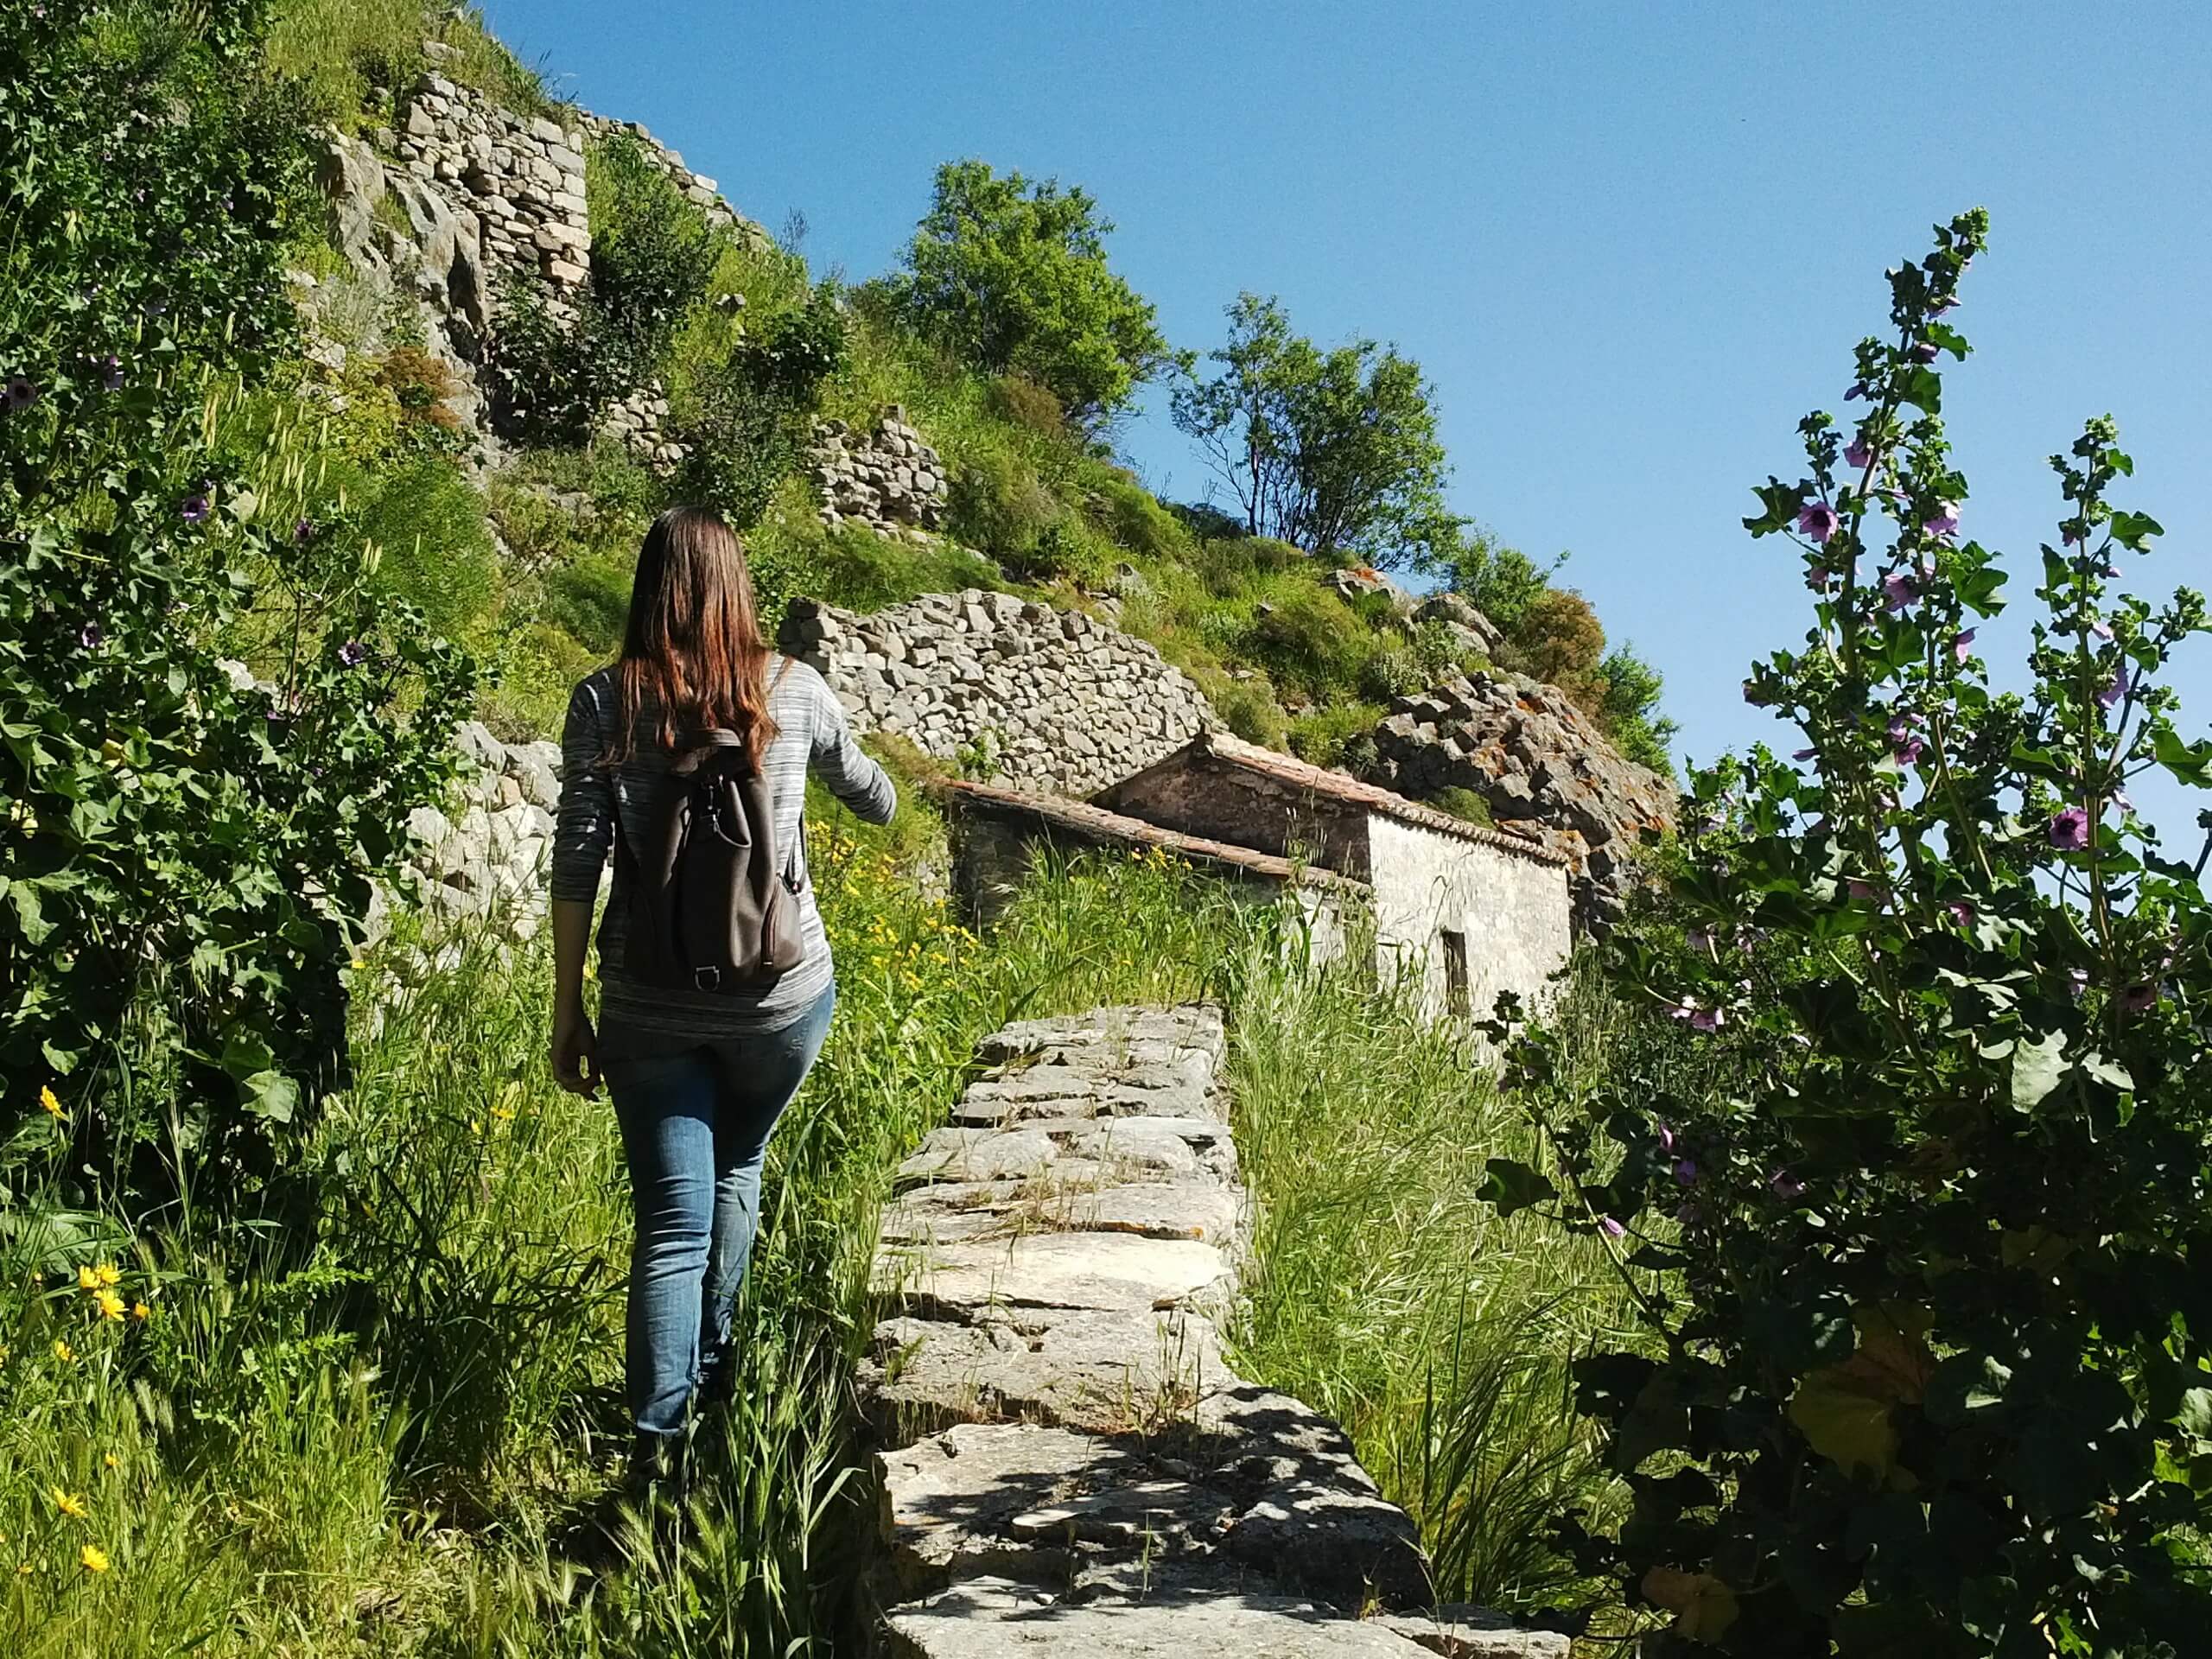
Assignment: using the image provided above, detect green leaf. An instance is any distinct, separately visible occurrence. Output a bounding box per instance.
[2108,510,2164,551]
[239,1069,299,1124]
[2010,1030,2067,1111]
[1477,1157,1556,1217]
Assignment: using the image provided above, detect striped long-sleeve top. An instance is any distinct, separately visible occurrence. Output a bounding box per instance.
[550,657,897,1051]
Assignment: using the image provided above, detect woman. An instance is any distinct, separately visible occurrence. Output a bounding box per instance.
[548,505,895,1481]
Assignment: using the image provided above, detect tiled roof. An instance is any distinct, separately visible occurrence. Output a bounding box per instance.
[935,779,1370,893]
[1152,731,1571,868]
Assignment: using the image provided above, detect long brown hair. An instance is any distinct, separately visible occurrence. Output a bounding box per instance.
[606,506,778,765]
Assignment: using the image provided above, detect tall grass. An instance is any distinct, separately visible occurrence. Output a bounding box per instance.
[267,0,563,124]
[1228,958,1634,1611]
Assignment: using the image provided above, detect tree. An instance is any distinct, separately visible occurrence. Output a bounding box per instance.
[892,160,1174,427]
[1170,292,1456,569]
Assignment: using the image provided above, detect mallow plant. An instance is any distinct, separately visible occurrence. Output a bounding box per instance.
[1482,211,2212,1656]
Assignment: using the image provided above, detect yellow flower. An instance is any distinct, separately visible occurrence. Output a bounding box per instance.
[40,1085,64,1119]
[102,1453,119,1471]
[79,1544,109,1573]
[51,1488,87,1520]
[15,1563,29,1576]
[77,1264,99,1291]
[94,1288,126,1321]
[130,1302,151,1322]
[93,1262,120,1287]
[53,1339,75,1363]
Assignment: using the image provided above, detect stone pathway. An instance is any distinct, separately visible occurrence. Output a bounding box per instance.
[861,1005,1567,1657]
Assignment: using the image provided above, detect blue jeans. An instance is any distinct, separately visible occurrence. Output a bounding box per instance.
[601,985,836,1437]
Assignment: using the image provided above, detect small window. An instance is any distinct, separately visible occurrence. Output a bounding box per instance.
[1440,929,1471,1018]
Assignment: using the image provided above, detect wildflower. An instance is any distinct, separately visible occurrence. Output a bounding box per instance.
[1890,719,1925,766]
[40,1086,64,1119]
[1770,1170,1806,1200]
[79,622,103,650]
[1881,573,1916,611]
[3,376,35,410]
[2090,620,2113,641]
[1684,927,1712,954]
[94,1288,125,1321]
[1657,1122,1677,1154]
[1805,564,1828,590]
[102,1453,118,1470]
[2117,982,2160,1014]
[93,1262,119,1287]
[130,1302,150,1322]
[2113,788,2134,814]
[1598,1217,1626,1240]
[180,493,210,524]
[1845,381,1868,401]
[1796,502,1841,542]
[1911,340,1942,363]
[77,1264,100,1291]
[1951,627,1976,663]
[99,354,124,391]
[2048,807,2092,850]
[1791,747,1816,761]
[51,1488,87,1520]
[1947,900,1975,927]
[1922,503,1960,539]
[54,1339,74,1362]
[2067,968,2089,1001]
[1689,1006,1724,1033]
[1673,1158,1700,1186]
[2097,666,2129,709]
[337,639,368,668]
[79,1544,109,1573]
[1843,436,1872,470]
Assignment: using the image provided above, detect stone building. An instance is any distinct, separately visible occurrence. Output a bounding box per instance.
[940,730,1573,1022]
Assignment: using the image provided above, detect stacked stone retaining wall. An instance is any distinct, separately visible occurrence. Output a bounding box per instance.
[807,409,950,540]
[779,592,1215,799]
[391,74,593,295]
[862,1005,1563,1657]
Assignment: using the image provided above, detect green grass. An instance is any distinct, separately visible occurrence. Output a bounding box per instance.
[268,0,565,125]
[1229,957,1634,1613]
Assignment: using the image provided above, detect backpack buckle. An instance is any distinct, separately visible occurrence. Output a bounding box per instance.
[692,966,721,992]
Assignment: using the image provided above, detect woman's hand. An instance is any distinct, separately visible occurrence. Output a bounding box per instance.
[551,1001,601,1096]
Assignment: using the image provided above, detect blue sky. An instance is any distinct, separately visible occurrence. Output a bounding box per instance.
[484,0,2211,838]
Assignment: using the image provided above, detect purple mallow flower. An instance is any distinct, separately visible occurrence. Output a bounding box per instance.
[181,493,210,524]
[1911,340,1942,364]
[2090,620,2113,641]
[2098,667,2130,710]
[1947,900,1975,928]
[293,518,315,544]
[1599,1217,1627,1240]
[1845,381,1868,401]
[99,354,124,391]
[2067,968,2089,1001]
[1881,573,1917,611]
[1770,1171,1805,1200]
[1844,436,1872,470]
[78,622,102,650]
[1806,564,1829,591]
[1952,628,1976,663]
[1672,1158,1700,1186]
[2048,807,2092,850]
[1797,502,1842,542]
[337,639,368,668]
[3,376,35,410]
[1792,747,1817,761]
[1923,502,1960,539]
[2117,982,2160,1015]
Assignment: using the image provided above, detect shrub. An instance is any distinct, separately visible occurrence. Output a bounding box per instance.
[987,372,1066,435]
[1501,586,1606,696]
[1428,786,1494,825]
[890,159,1177,427]
[949,446,1065,561]
[1358,645,1423,703]
[1090,474,1192,563]
[1244,584,1373,701]
[0,0,475,1194]
[1206,672,1290,749]
[1485,211,2212,1656]
[667,286,849,529]
[1287,701,1384,770]
[1440,527,1559,636]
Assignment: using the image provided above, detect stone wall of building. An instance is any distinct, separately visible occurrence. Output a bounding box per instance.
[1364,812,1573,1022]
[779,592,1216,799]
[1363,671,1677,932]
[862,1004,1565,1657]
[806,408,950,541]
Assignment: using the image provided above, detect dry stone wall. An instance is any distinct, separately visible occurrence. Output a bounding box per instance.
[576,112,772,247]
[863,1005,1564,1658]
[1363,671,1676,931]
[779,592,1215,799]
[389,74,593,295]
[807,408,950,540]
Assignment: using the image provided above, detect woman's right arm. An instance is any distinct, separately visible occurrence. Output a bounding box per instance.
[549,681,614,1094]
[807,672,898,825]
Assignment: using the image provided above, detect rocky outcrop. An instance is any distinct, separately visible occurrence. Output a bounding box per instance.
[1362,671,1675,931]
[808,408,950,541]
[862,1006,1565,1658]
[779,592,1215,799]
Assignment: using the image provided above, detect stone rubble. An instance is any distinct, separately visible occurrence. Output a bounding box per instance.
[861,1005,1566,1658]
[1361,669,1676,931]
[808,407,951,540]
[779,592,1216,800]
[382,721,564,943]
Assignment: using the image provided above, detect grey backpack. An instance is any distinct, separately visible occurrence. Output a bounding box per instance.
[613,729,805,993]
